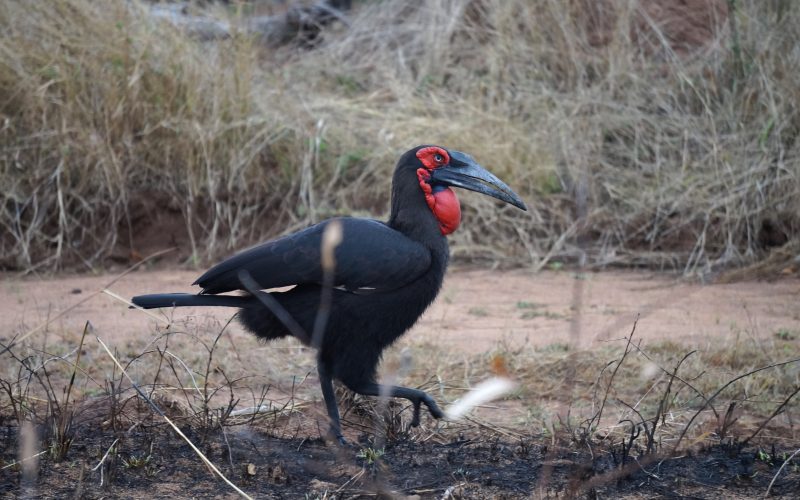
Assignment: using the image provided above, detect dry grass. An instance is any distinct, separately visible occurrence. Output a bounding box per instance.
[418,329,800,451]
[2,315,798,492]
[1,0,798,274]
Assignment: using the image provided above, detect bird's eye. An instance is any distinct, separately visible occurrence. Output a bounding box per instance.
[433,153,444,163]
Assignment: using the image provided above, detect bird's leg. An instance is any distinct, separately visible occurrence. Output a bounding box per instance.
[348,382,445,427]
[317,364,347,445]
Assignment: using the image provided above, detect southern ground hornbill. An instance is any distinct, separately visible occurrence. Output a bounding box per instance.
[132,145,526,443]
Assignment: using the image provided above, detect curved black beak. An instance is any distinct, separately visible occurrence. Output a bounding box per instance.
[430,150,527,211]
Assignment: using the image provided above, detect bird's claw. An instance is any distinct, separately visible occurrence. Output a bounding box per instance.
[327,428,349,446]
[410,396,444,427]
[427,403,445,420]
[422,395,445,420]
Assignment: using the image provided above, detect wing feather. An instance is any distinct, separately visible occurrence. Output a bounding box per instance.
[194,218,432,294]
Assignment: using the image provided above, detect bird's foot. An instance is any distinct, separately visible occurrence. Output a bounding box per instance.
[409,395,444,427]
[326,428,349,447]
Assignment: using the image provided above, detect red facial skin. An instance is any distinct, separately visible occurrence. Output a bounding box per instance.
[415,147,462,235]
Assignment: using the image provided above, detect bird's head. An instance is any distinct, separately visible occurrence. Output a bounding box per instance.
[393,145,527,235]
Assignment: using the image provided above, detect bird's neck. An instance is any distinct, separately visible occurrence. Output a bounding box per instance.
[388,174,451,244]
[388,206,440,241]
[388,200,450,295]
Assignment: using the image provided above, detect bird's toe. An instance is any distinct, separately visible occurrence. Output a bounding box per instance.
[422,397,445,419]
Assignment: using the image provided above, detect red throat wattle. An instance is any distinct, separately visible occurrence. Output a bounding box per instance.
[417,168,461,235]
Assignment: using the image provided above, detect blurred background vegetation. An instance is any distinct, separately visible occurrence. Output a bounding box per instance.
[0,0,797,276]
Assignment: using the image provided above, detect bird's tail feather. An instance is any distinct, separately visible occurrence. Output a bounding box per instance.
[131,293,253,309]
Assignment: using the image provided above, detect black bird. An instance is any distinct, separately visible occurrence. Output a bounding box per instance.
[132,145,526,443]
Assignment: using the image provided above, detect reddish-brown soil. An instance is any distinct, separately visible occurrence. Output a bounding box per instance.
[4,268,799,354]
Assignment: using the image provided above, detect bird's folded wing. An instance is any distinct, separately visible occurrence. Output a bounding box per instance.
[193,218,432,294]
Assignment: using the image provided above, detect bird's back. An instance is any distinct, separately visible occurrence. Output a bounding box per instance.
[194,218,433,295]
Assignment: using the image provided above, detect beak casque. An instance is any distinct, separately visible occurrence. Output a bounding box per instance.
[430,150,527,211]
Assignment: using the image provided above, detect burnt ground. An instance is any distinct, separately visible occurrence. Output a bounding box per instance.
[1,411,799,499]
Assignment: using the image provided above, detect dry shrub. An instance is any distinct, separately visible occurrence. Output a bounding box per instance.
[0,0,314,270]
[1,0,798,274]
[472,335,800,447]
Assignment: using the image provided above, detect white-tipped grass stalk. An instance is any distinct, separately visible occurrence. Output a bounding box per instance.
[765,446,800,497]
[229,403,277,417]
[91,437,120,487]
[95,336,254,500]
[163,350,204,400]
[102,288,169,325]
[1,450,47,471]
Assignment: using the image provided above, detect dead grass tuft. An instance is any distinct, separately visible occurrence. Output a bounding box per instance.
[431,331,800,451]
[1,0,799,275]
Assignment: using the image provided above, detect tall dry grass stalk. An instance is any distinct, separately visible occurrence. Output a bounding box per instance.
[1,0,797,274]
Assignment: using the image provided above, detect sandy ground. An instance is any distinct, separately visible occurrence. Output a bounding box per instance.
[2,267,799,355]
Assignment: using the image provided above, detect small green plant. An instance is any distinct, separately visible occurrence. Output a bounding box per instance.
[538,171,563,194]
[756,449,772,465]
[516,301,567,319]
[539,343,570,353]
[48,415,74,462]
[520,310,565,320]
[468,307,488,317]
[356,447,385,465]
[122,453,151,469]
[774,328,797,341]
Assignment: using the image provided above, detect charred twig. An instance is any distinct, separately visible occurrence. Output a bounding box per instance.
[96,336,254,499]
[673,357,800,451]
[741,384,800,447]
[616,399,657,455]
[585,319,639,434]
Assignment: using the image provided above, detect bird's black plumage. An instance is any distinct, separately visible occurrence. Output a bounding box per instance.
[132,145,526,443]
[194,218,431,294]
